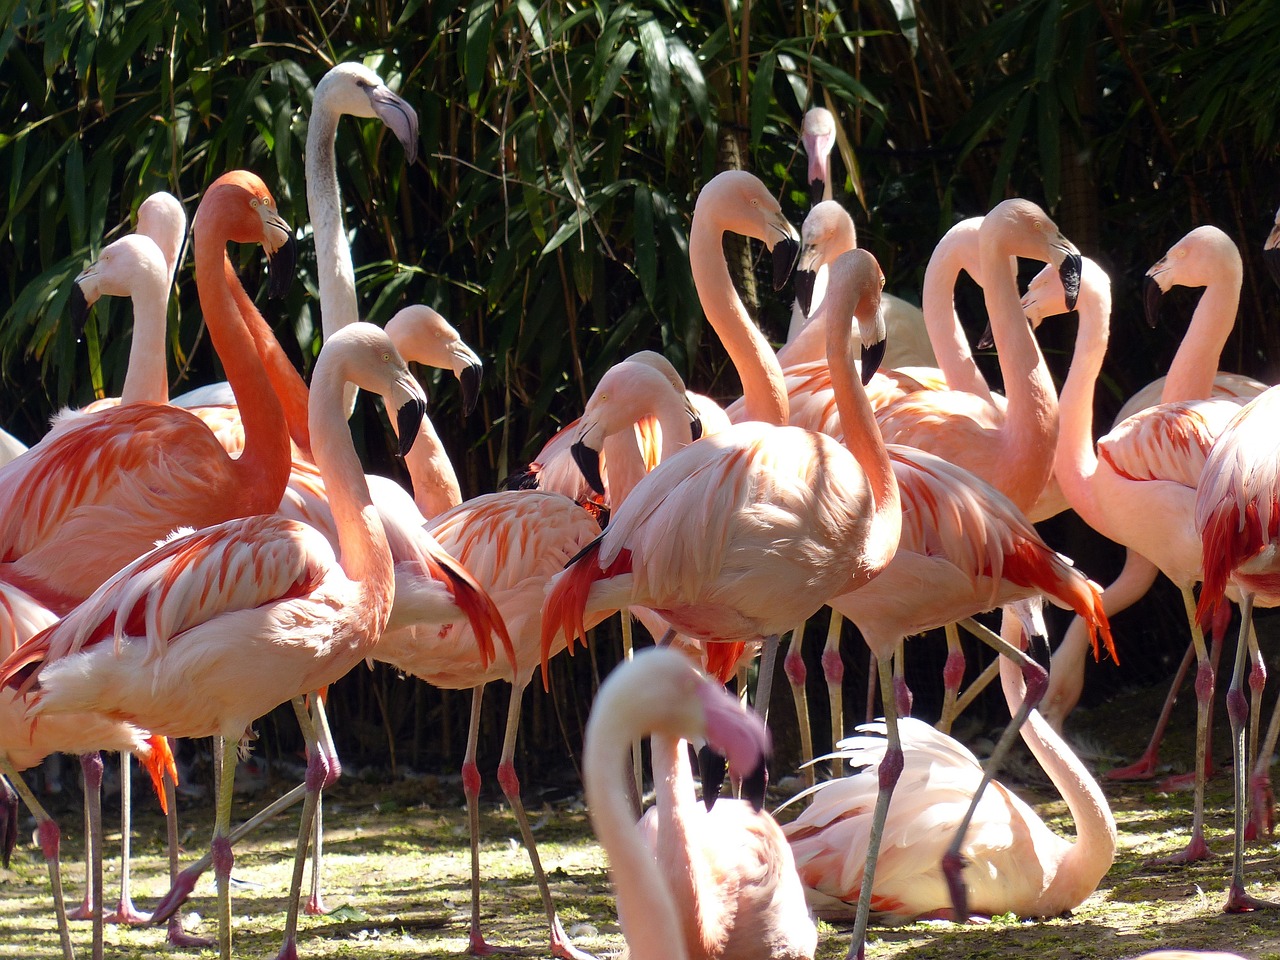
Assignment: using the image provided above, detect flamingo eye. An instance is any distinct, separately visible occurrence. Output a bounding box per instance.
[250,198,259,208]
[382,352,392,364]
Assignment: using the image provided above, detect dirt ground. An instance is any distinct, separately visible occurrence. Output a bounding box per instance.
[3,674,1280,960]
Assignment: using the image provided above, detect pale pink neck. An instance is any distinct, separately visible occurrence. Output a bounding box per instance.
[689,208,788,426]
[825,259,901,576]
[921,220,992,401]
[652,734,719,957]
[978,227,1059,514]
[192,237,289,506]
[402,416,463,520]
[583,719,690,960]
[998,612,1115,904]
[119,262,173,406]
[1160,260,1242,402]
[1053,263,1111,533]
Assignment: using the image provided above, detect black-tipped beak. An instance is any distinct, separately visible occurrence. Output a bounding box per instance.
[1265,246,1280,290]
[570,440,605,495]
[70,283,90,325]
[808,179,826,208]
[697,745,728,810]
[794,268,817,317]
[860,337,887,385]
[266,233,297,301]
[395,396,427,456]
[369,85,420,165]
[1143,275,1163,329]
[1,782,16,869]
[458,362,482,417]
[1058,252,1082,312]
[1027,629,1052,675]
[773,237,799,291]
[976,321,995,351]
[740,758,768,813]
[689,415,703,442]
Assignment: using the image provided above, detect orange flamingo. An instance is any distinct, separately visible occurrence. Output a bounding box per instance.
[782,605,1116,923]
[0,171,295,613]
[583,646,815,960]
[1195,383,1280,911]
[0,322,428,960]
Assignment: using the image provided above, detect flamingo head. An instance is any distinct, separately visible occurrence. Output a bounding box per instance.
[801,106,837,204]
[194,171,296,299]
[316,62,420,164]
[1144,224,1242,327]
[384,305,484,416]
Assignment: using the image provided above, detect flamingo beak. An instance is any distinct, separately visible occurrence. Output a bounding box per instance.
[860,338,887,386]
[570,440,605,496]
[773,236,800,291]
[265,231,297,301]
[1142,274,1164,329]
[697,744,728,811]
[367,84,420,165]
[794,267,817,317]
[457,360,482,416]
[807,178,826,207]
[395,395,427,457]
[70,281,91,325]
[689,415,703,442]
[1057,251,1082,312]
[696,679,771,812]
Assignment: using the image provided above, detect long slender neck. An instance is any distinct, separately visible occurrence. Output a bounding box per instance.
[306,103,357,340]
[402,416,463,520]
[583,721,690,960]
[998,612,1116,903]
[979,231,1059,514]
[225,263,314,459]
[192,234,290,506]
[1052,264,1111,533]
[690,214,788,426]
[605,390,694,508]
[652,734,721,958]
[920,223,992,401]
[119,264,173,406]
[1160,258,1242,403]
[307,359,392,602]
[825,261,900,576]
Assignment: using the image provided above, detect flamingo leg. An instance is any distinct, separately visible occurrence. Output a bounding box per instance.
[211,736,240,960]
[937,622,965,734]
[1248,667,1280,840]
[162,768,213,948]
[80,753,105,960]
[820,613,844,773]
[66,771,95,922]
[495,680,597,960]
[105,753,152,925]
[1244,623,1265,837]
[461,685,509,956]
[620,613,644,817]
[304,693,338,916]
[846,654,902,960]
[1106,639,1195,781]
[891,641,913,717]
[784,620,816,790]
[754,633,780,725]
[1148,587,1215,864]
[864,649,876,725]
[941,609,1049,922]
[0,755,76,960]
[1224,592,1277,912]
[948,657,1000,723]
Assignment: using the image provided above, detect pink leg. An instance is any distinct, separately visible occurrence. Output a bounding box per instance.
[1223,593,1277,912]
[1107,639,1196,781]
[461,685,512,957]
[784,621,815,789]
[106,753,152,925]
[81,753,105,960]
[821,614,845,773]
[66,769,95,922]
[304,695,339,917]
[937,623,965,735]
[1243,628,1266,839]
[1247,668,1280,840]
[160,768,214,948]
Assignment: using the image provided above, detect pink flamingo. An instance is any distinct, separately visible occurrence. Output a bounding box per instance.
[542,247,902,806]
[0,171,295,613]
[1032,252,1247,867]
[782,605,1116,922]
[1195,383,1280,910]
[583,645,816,960]
[1,321,428,960]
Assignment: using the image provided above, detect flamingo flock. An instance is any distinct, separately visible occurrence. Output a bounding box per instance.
[0,60,1277,960]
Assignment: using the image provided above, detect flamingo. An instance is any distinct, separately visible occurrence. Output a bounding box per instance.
[1030,252,1247,867]
[0,321,429,960]
[541,247,902,784]
[1195,383,1280,911]
[583,645,815,960]
[0,171,295,613]
[782,605,1116,922]
[1043,225,1267,751]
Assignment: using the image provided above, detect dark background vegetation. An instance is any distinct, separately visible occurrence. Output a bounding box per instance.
[2,0,1279,790]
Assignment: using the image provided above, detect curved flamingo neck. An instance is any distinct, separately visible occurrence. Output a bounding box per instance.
[605,387,694,508]
[998,614,1115,903]
[583,714,690,960]
[825,254,901,574]
[1160,255,1242,403]
[921,219,992,401]
[978,224,1059,514]
[192,228,290,507]
[306,101,357,342]
[402,416,463,520]
[119,254,174,406]
[690,196,788,426]
[1053,262,1111,533]
[307,353,392,599]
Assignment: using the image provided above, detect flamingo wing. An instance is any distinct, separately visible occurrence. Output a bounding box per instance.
[1099,398,1242,488]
